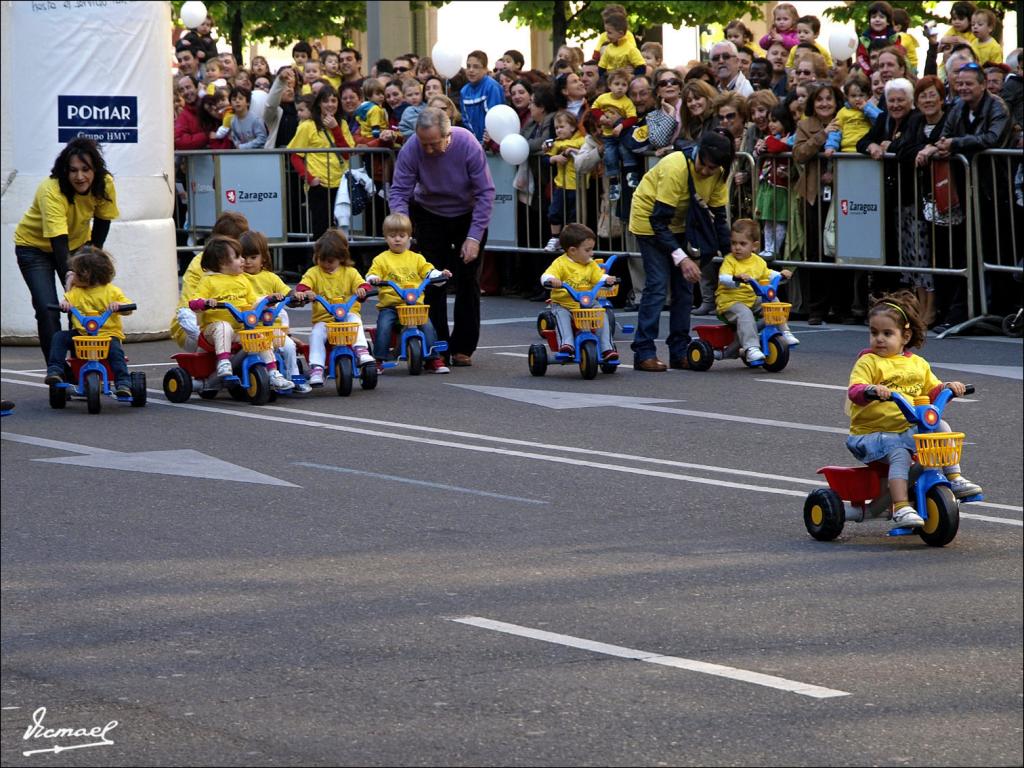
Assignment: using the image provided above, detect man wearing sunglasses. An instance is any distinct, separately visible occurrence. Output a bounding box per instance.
[709,41,753,97]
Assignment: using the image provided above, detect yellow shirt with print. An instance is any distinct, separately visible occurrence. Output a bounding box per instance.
[716,252,773,315]
[592,92,637,137]
[848,352,942,435]
[786,39,834,68]
[287,118,354,188]
[298,264,366,323]
[356,103,388,139]
[835,106,872,152]
[15,175,119,252]
[194,272,261,329]
[628,151,729,237]
[544,255,607,311]
[366,250,436,309]
[598,38,646,72]
[550,134,586,190]
[897,32,919,72]
[64,283,131,341]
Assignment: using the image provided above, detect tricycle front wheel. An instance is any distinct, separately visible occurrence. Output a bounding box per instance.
[918,485,959,547]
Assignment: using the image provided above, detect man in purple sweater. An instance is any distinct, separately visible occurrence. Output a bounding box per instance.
[389,108,496,366]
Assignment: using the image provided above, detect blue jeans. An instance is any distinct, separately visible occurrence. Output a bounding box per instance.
[604,135,622,180]
[631,234,693,363]
[16,245,64,363]
[47,331,130,387]
[373,307,440,361]
[548,188,576,227]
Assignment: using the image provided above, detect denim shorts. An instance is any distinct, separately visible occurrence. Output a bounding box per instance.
[846,428,917,465]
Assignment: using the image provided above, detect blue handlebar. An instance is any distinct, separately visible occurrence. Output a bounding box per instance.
[737,273,785,302]
[213,294,288,329]
[311,293,364,321]
[380,275,446,305]
[542,278,618,308]
[48,303,138,336]
[878,385,973,433]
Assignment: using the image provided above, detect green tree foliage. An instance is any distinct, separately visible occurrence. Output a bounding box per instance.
[823,0,1014,41]
[172,1,368,63]
[497,1,764,52]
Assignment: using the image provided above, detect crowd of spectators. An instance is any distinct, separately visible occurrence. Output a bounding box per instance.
[172,1,1022,330]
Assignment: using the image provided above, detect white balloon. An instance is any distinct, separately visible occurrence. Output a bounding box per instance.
[250,88,268,118]
[485,104,520,143]
[499,133,530,166]
[432,40,464,79]
[828,28,858,61]
[180,0,207,30]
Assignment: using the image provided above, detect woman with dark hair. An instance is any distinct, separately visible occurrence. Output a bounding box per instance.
[200,87,233,149]
[794,80,850,325]
[14,137,118,362]
[554,72,588,118]
[287,84,355,243]
[628,130,734,371]
[645,68,684,155]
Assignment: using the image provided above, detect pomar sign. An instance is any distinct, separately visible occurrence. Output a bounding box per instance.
[58,95,138,143]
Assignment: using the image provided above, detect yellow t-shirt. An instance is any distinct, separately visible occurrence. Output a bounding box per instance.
[594,29,637,54]
[322,73,342,90]
[194,272,260,329]
[298,264,366,322]
[591,92,637,136]
[598,38,646,72]
[15,175,119,251]
[245,270,291,326]
[786,39,834,69]
[835,106,872,152]
[848,352,942,435]
[941,26,979,60]
[64,283,131,341]
[543,255,607,310]
[287,118,354,188]
[974,37,1002,66]
[550,134,586,190]
[180,254,206,303]
[366,249,435,309]
[897,32,919,73]
[716,252,773,314]
[356,102,388,139]
[628,151,730,237]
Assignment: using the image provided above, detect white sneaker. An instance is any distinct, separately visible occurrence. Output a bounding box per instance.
[782,331,800,346]
[948,475,982,499]
[216,360,233,378]
[892,505,925,527]
[269,369,295,391]
[357,352,375,366]
[308,366,325,386]
[743,346,765,363]
[294,380,313,394]
[544,237,561,252]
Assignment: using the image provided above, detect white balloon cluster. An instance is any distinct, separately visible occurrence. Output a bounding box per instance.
[431,40,464,79]
[179,0,207,30]
[485,105,528,165]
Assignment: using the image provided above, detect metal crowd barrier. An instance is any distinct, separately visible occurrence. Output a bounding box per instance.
[175,142,1020,333]
[174,145,396,274]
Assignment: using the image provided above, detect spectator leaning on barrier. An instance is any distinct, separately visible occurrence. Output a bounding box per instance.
[628,130,733,372]
[389,108,496,367]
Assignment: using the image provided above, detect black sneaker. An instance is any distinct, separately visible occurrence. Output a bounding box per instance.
[115,383,132,398]
[44,370,64,385]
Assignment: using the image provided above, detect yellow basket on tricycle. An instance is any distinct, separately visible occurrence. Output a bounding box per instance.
[598,283,619,298]
[761,302,792,325]
[572,308,606,330]
[272,326,289,348]
[397,304,429,326]
[238,327,275,353]
[73,336,111,360]
[913,432,965,468]
[326,321,359,346]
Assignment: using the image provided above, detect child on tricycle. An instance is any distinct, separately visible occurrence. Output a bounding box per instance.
[44,246,134,398]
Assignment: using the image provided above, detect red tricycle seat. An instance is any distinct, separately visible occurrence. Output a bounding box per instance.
[817,463,888,502]
[171,351,217,379]
[695,323,735,348]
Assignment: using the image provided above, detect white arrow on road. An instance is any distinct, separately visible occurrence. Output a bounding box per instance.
[448,384,848,435]
[1,433,298,487]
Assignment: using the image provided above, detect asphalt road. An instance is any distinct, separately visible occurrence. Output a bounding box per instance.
[2,296,1022,767]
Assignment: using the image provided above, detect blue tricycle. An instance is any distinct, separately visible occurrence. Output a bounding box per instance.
[370,275,449,375]
[804,385,980,547]
[296,292,378,395]
[163,295,290,406]
[47,303,145,414]
[686,272,794,372]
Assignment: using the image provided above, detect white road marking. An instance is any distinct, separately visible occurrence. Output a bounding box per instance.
[448,616,850,699]
[4,376,1020,519]
[930,363,1022,381]
[294,462,549,505]
[451,384,849,435]
[961,512,1023,526]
